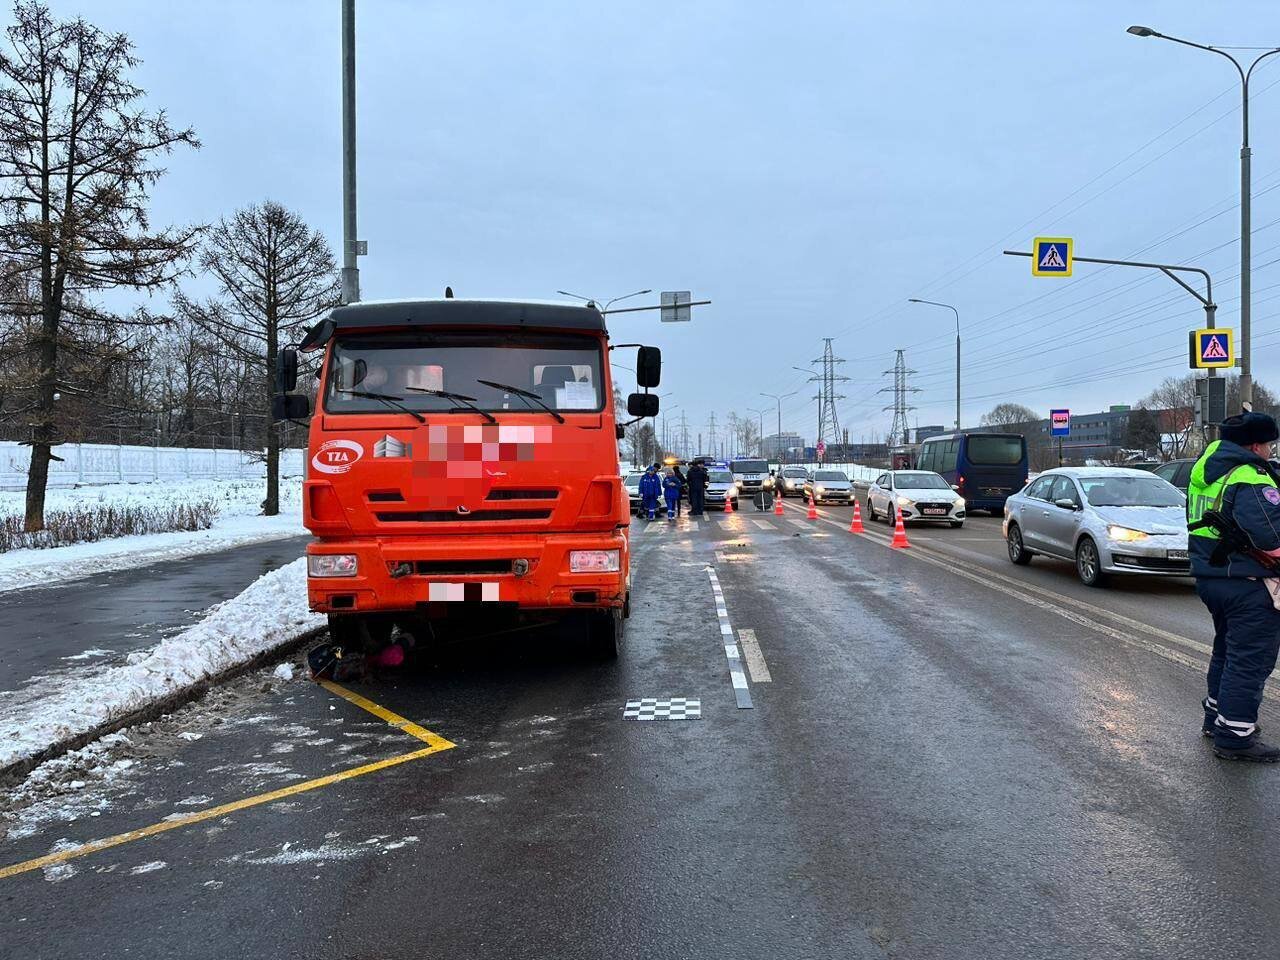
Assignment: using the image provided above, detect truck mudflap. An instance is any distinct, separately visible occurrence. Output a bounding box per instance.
[306,533,628,614]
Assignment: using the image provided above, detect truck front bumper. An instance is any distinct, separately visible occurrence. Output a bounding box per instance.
[306,532,629,614]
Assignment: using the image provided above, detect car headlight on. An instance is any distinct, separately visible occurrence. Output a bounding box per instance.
[955,498,965,509]
[764,477,773,488]
[815,486,826,496]
[897,496,912,507]
[308,554,358,577]
[1107,525,1149,543]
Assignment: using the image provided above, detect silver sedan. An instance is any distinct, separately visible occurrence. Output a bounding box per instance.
[1002,467,1189,587]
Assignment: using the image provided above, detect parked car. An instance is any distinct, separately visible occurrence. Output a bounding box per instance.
[804,469,855,504]
[1150,458,1194,493]
[703,469,740,511]
[866,470,965,527]
[1002,467,1189,587]
[623,472,646,515]
[775,466,809,498]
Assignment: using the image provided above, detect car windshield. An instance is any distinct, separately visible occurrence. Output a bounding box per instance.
[624,474,642,487]
[894,472,949,489]
[965,435,1025,466]
[708,470,734,483]
[1079,475,1184,507]
[731,460,768,473]
[783,468,807,477]
[325,332,604,413]
[814,471,847,481]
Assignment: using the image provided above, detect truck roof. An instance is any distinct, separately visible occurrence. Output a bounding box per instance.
[300,298,606,350]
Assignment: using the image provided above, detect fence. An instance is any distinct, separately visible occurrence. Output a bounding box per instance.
[0,440,306,491]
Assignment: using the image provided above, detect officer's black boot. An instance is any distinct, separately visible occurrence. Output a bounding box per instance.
[1213,739,1280,763]
[1202,697,1217,738]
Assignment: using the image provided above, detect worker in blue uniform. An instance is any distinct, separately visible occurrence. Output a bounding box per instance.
[639,464,662,521]
[662,469,682,521]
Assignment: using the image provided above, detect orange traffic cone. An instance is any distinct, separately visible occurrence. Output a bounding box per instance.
[890,504,911,549]
[849,501,864,534]
[724,491,734,514]
[774,491,784,515]
[806,493,818,520]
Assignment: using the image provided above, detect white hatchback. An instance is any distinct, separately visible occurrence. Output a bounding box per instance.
[866,470,966,528]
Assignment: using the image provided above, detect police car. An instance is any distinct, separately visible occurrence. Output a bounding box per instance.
[729,457,771,497]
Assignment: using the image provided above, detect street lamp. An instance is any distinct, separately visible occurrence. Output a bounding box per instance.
[1127,25,1280,409]
[760,391,797,462]
[557,288,652,313]
[908,298,961,429]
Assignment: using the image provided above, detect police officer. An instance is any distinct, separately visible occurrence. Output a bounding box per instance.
[686,459,709,517]
[1188,412,1280,762]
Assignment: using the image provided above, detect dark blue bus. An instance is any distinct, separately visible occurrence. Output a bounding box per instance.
[916,432,1028,513]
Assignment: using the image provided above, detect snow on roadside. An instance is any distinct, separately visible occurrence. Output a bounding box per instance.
[0,558,323,773]
[0,477,306,593]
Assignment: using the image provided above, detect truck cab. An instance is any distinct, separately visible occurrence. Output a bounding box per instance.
[274,298,661,657]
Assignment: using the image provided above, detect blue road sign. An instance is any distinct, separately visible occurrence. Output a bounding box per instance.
[1032,237,1073,277]
[1050,409,1070,437]
[1190,328,1234,369]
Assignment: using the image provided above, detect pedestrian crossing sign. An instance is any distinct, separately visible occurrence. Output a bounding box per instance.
[1190,328,1234,369]
[1032,237,1073,277]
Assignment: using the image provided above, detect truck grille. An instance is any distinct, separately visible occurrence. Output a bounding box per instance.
[485,489,558,501]
[412,559,513,575]
[375,509,553,523]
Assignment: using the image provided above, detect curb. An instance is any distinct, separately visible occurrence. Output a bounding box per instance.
[0,625,326,789]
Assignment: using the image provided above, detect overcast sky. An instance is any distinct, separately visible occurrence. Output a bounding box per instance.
[55,0,1280,446]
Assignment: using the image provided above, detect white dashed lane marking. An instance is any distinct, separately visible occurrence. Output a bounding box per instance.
[707,567,752,709]
[737,628,773,683]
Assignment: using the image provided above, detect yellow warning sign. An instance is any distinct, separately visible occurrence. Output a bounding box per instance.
[1031,237,1073,277]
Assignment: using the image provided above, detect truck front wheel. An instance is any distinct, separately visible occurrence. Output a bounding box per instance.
[326,613,394,651]
[586,608,622,660]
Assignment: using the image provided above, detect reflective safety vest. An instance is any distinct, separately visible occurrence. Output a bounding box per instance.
[1187,440,1279,544]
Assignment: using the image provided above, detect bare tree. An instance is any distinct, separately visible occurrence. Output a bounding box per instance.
[980,403,1040,428]
[0,1,199,530]
[178,201,338,515]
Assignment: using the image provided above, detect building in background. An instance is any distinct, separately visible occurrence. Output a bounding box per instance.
[762,432,804,461]
[914,424,947,443]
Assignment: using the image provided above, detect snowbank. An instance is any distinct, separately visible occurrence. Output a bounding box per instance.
[0,558,324,776]
[0,477,306,593]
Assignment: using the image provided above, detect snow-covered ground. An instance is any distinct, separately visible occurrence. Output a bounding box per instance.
[0,477,307,593]
[0,558,324,774]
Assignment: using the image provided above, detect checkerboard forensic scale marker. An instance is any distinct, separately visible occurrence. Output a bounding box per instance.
[622,698,702,720]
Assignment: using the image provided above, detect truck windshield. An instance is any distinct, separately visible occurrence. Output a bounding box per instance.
[324,333,604,414]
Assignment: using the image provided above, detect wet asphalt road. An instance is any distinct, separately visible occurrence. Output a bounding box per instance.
[0,536,311,692]
[3,506,1279,959]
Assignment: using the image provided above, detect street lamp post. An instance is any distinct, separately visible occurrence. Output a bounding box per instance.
[908,298,961,429]
[760,391,797,462]
[1128,25,1280,409]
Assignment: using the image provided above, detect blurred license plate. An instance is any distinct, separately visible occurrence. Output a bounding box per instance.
[923,508,948,516]
[1167,549,1189,560]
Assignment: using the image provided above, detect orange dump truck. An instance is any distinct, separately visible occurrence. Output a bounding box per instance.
[272,298,662,657]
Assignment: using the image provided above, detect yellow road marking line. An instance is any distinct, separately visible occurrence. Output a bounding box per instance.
[1,681,454,882]
[318,679,453,748]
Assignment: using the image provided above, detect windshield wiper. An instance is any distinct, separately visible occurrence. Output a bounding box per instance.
[475,378,565,424]
[336,388,425,423]
[404,386,498,425]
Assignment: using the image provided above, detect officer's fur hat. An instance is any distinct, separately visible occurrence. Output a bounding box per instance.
[1220,411,1280,446]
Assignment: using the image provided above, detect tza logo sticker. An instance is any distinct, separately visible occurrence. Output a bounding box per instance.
[311,438,364,474]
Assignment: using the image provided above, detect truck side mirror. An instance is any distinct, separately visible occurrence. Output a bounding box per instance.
[276,347,299,393]
[627,392,659,417]
[636,346,661,388]
[272,394,310,422]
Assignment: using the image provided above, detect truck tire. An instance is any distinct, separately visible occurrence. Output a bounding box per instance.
[586,608,622,660]
[326,613,394,651]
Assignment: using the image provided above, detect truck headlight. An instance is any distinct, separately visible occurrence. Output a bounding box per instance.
[570,549,620,573]
[308,554,358,577]
[1107,525,1148,543]
[764,477,773,488]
